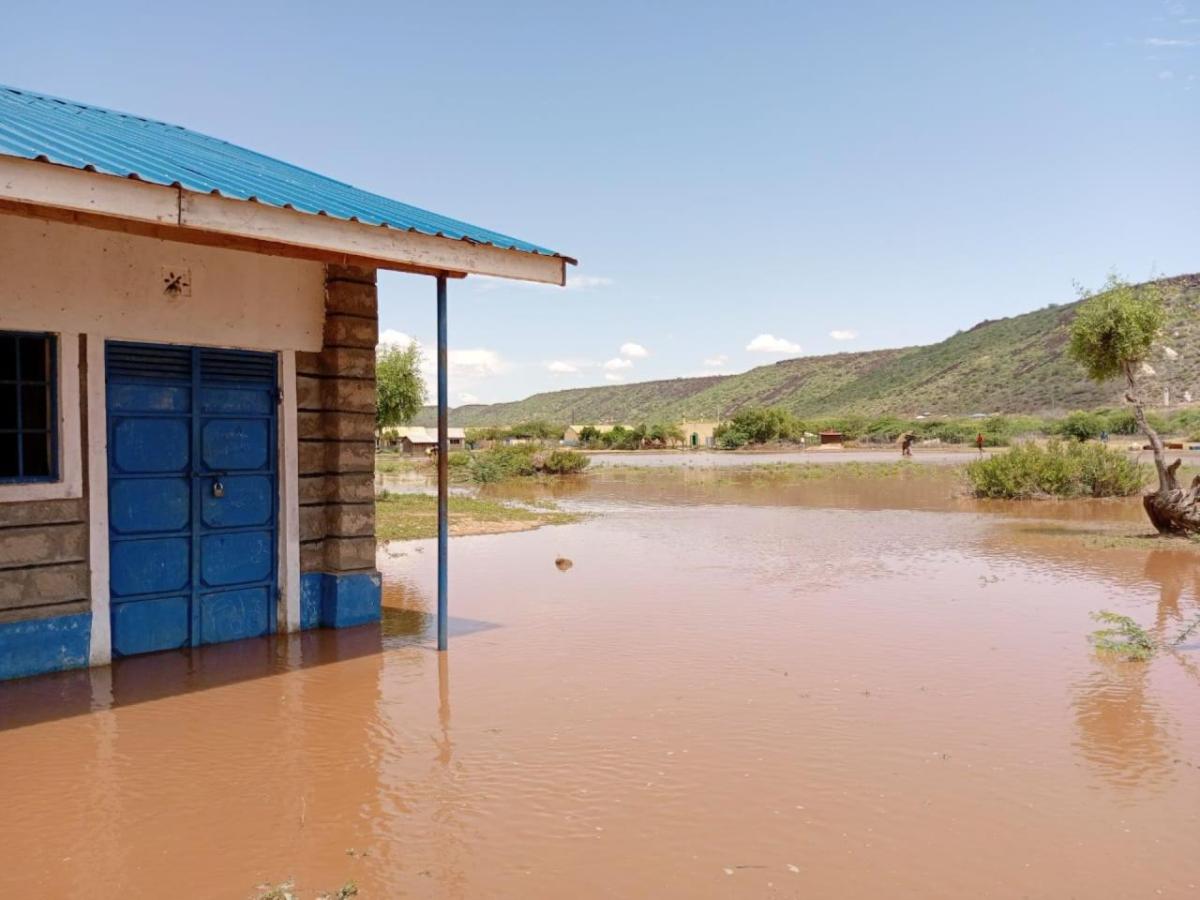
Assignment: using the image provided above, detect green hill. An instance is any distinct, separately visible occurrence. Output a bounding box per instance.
[419,274,1200,426]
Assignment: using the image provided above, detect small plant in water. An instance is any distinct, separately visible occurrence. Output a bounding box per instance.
[1088,609,1200,661]
[1089,611,1158,661]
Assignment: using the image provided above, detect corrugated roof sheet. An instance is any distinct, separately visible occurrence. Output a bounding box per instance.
[0,85,565,260]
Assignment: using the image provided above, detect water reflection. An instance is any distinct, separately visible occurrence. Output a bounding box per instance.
[0,624,384,732]
[1072,664,1176,790]
[436,652,452,768]
[1143,550,1200,632]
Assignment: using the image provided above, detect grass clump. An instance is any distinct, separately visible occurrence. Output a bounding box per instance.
[375,454,428,475]
[459,445,589,484]
[965,440,1145,499]
[375,492,578,541]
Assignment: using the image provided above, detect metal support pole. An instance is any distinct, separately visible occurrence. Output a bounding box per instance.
[437,275,449,651]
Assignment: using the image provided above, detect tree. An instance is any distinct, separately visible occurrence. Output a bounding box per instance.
[646,422,685,447]
[376,341,427,429]
[1056,410,1103,443]
[1067,274,1198,533]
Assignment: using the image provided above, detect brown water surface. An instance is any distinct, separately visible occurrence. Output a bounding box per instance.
[2,470,1199,898]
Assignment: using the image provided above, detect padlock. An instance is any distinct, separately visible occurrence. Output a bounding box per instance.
[212,479,225,499]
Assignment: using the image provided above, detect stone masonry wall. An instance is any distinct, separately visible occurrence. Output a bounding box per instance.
[296,264,378,576]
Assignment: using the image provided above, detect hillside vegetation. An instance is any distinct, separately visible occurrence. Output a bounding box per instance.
[417,275,1200,426]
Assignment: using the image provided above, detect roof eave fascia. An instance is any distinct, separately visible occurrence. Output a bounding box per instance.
[0,155,569,286]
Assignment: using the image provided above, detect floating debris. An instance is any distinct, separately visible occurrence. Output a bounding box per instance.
[555,557,574,571]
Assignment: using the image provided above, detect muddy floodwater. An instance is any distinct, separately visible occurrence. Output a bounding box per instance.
[2,468,1199,898]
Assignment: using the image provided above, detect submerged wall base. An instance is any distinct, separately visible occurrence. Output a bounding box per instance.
[300,571,382,631]
[0,574,378,682]
[0,613,92,681]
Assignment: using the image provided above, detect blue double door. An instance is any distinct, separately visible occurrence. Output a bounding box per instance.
[106,341,279,657]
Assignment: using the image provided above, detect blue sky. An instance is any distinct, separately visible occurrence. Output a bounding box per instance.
[7,1,1199,403]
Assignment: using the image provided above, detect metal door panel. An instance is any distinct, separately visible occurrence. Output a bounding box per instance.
[111,417,190,472]
[199,587,271,644]
[201,419,270,471]
[107,383,191,414]
[109,478,190,534]
[200,386,272,416]
[199,532,272,586]
[106,341,278,656]
[110,537,191,597]
[200,475,272,528]
[111,596,190,656]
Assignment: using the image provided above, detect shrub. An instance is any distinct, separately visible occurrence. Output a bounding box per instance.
[507,420,563,441]
[460,445,588,482]
[541,449,590,474]
[714,425,751,449]
[714,407,803,446]
[965,440,1146,499]
[1054,410,1103,442]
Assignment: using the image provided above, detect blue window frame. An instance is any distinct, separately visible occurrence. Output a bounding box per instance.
[0,332,58,483]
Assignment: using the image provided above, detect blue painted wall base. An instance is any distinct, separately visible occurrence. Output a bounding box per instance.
[0,613,91,681]
[300,574,323,631]
[300,572,382,630]
[0,574,380,682]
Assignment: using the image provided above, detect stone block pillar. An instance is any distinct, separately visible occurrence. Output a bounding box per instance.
[295,264,381,629]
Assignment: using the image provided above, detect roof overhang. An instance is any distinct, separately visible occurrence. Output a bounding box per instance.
[0,155,569,285]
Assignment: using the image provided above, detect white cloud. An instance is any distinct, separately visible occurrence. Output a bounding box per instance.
[458,392,480,404]
[829,329,859,341]
[471,273,613,292]
[603,357,634,371]
[1159,69,1176,79]
[449,348,509,378]
[1146,37,1200,46]
[378,329,418,349]
[619,341,649,358]
[703,354,729,368]
[566,275,614,290]
[605,373,624,383]
[746,333,802,354]
[546,360,579,374]
[377,327,509,397]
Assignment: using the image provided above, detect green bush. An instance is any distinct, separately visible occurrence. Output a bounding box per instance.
[1055,410,1104,442]
[541,449,590,474]
[714,407,803,446]
[460,445,588,482]
[715,427,751,449]
[965,440,1146,499]
[1095,408,1139,436]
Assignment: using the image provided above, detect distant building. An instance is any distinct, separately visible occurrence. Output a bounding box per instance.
[819,430,845,445]
[679,421,719,448]
[387,426,466,454]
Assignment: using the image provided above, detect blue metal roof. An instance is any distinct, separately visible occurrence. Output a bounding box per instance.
[0,85,567,260]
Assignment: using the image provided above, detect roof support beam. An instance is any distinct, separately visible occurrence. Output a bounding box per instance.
[0,156,566,285]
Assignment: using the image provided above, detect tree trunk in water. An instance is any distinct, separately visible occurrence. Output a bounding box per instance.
[1125,362,1200,534]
